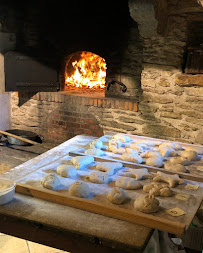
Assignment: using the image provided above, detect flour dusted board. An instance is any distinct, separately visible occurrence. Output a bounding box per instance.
[14,150,203,235]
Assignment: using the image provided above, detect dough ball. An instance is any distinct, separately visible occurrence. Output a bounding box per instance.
[181,150,198,161]
[96,162,123,176]
[41,173,61,190]
[69,181,90,198]
[107,187,127,204]
[85,148,104,156]
[128,168,150,180]
[136,140,156,147]
[134,195,160,213]
[142,151,163,159]
[130,143,145,152]
[174,143,184,151]
[143,183,155,193]
[168,157,188,165]
[89,171,110,184]
[113,134,131,143]
[120,153,143,164]
[125,148,139,154]
[185,147,203,155]
[159,147,176,157]
[160,187,172,197]
[153,171,184,187]
[71,156,94,169]
[109,139,122,148]
[107,145,118,153]
[149,187,160,197]
[164,162,187,173]
[90,139,103,149]
[146,157,163,167]
[116,147,126,154]
[115,178,142,190]
[57,165,77,178]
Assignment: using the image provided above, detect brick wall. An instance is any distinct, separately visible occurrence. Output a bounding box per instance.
[11,92,138,143]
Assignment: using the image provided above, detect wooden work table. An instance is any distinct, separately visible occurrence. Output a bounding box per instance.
[0,135,153,253]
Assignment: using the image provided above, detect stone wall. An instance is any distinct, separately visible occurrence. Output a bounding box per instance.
[4,0,203,144]
[11,74,203,145]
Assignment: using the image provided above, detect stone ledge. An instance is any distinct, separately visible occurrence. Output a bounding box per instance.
[17,92,139,112]
[176,74,203,86]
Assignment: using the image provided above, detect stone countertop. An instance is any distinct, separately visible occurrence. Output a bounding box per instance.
[0,135,153,253]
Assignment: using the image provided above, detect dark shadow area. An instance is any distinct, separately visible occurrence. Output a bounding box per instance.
[1,0,142,94]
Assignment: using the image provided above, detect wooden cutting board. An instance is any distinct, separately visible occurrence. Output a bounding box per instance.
[14,151,203,235]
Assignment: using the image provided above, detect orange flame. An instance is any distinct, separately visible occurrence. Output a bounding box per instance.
[65,52,106,89]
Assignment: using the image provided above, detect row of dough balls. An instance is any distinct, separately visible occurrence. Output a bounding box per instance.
[70,182,160,214]
[91,133,203,157]
[88,134,202,173]
[41,174,160,214]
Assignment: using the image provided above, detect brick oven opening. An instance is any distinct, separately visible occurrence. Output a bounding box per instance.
[64,51,106,92]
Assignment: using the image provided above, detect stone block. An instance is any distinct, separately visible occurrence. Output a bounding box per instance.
[160,111,182,119]
[176,74,203,86]
[143,124,181,138]
[195,129,203,145]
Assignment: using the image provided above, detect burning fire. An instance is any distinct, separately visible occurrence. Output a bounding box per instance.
[65,52,107,89]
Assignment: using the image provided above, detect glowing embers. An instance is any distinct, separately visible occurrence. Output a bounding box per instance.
[65,51,106,90]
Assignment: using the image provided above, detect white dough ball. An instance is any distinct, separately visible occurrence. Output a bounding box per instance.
[164,162,187,173]
[57,165,77,178]
[115,177,142,190]
[71,156,94,169]
[185,146,203,155]
[120,153,143,163]
[109,139,122,148]
[146,157,163,167]
[90,139,103,149]
[160,187,172,197]
[96,162,123,176]
[113,134,131,143]
[69,181,90,198]
[159,147,176,157]
[89,171,110,184]
[181,150,198,161]
[107,187,127,204]
[41,173,61,190]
